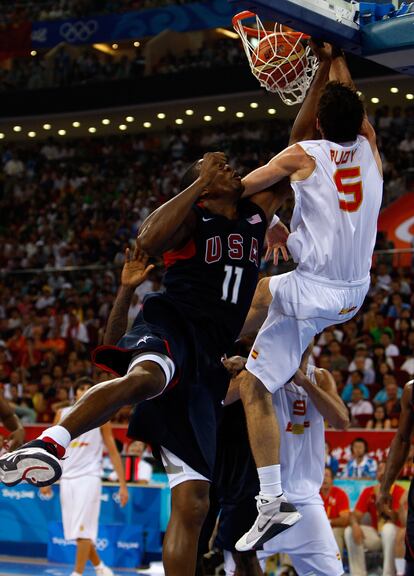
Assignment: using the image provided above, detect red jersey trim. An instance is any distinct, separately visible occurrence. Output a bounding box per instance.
[163,238,196,268]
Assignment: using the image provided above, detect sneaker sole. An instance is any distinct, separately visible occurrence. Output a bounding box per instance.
[235,511,302,552]
[0,449,62,487]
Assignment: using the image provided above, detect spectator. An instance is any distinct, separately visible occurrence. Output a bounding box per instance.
[320,466,350,556]
[387,293,410,319]
[325,441,340,477]
[125,441,153,483]
[348,388,374,427]
[373,374,403,423]
[343,438,377,479]
[380,331,400,358]
[341,370,370,404]
[327,340,348,371]
[366,404,391,430]
[344,461,405,576]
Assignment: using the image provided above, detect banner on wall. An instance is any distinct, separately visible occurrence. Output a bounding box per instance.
[377,192,414,267]
[325,429,395,464]
[31,1,235,48]
[47,522,143,567]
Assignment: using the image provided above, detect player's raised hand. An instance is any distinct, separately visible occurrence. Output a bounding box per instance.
[309,39,333,62]
[265,220,290,265]
[199,151,228,185]
[121,240,155,288]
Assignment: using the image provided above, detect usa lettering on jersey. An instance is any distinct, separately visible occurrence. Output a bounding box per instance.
[205,235,260,266]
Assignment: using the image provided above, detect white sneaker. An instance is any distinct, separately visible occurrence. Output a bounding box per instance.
[95,566,114,576]
[235,494,302,551]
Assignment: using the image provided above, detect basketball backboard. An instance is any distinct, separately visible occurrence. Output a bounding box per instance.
[229,0,414,74]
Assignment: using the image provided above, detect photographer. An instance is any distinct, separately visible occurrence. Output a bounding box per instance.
[344,461,405,576]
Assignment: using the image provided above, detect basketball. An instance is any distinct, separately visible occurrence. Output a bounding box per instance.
[251,33,307,89]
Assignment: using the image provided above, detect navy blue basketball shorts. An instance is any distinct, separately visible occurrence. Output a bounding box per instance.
[92,293,230,483]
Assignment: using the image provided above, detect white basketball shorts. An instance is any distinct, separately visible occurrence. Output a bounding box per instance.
[60,475,101,542]
[246,269,369,393]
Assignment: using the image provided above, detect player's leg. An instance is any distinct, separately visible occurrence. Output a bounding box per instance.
[345,525,381,576]
[381,522,398,576]
[394,527,406,576]
[0,357,168,486]
[163,480,210,576]
[236,311,314,550]
[73,539,92,575]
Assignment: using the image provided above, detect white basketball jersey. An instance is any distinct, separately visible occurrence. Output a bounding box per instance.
[60,407,104,479]
[273,365,325,504]
[288,136,383,282]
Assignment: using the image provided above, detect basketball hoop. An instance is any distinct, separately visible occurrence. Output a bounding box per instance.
[233,11,319,106]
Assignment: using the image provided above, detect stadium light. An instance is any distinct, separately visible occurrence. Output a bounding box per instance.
[250,102,259,108]
[58,129,66,136]
[126,116,134,123]
[134,41,140,47]
[371,97,380,104]
[0,133,4,139]
[157,113,166,119]
[267,108,276,115]
[185,109,194,116]
[143,122,152,128]
[43,123,51,130]
[88,127,97,133]
[175,119,184,125]
[236,112,244,118]
[72,121,81,128]
[102,119,110,125]
[390,87,399,94]
[217,106,226,112]
[28,131,36,138]
[406,93,414,100]
[30,50,37,57]
[13,126,22,132]
[119,124,127,131]
[204,115,212,122]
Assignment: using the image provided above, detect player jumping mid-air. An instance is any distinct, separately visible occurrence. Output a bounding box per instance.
[235,43,383,550]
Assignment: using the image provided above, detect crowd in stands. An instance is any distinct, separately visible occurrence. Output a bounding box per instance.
[1,0,193,25]
[0,117,413,477]
[0,39,244,93]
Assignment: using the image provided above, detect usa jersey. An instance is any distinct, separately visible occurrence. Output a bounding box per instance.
[162,199,267,353]
[274,365,325,504]
[288,136,383,282]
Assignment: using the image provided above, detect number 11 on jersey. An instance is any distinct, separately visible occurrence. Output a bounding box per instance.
[222,265,243,304]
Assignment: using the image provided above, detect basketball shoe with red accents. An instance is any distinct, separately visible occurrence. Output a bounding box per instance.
[0,439,63,487]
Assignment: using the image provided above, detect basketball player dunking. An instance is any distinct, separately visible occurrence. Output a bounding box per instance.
[235,42,383,550]
[0,154,291,576]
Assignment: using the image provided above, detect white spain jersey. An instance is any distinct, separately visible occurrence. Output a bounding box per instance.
[274,365,325,504]
[288,136,383,282]
[60,406,104,479]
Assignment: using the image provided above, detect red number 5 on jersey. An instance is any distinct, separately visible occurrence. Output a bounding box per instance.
[334,166,363,212]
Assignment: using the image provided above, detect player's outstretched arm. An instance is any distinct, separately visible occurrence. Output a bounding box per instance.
[0,393,24,451]
[103,241,155,346]
[138,152,226,256]
[378,382,414,511]
[288,40,332,145]
[294,367,349,429]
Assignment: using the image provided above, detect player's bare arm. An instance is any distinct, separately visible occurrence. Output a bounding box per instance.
[101,422,129,506]
[378,381,414,514]
[241,144,313,198]
[103,241,154,346]
[288,40,332,145]
[0,393,24,451]
[138,151,227,256]
[294,367,349,430]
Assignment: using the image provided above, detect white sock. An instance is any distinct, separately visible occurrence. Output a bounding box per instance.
[395,558,406,576]
[70,572,82,576]
[258,464,282,498]
[39,425,72,449]
[95,562,105,570]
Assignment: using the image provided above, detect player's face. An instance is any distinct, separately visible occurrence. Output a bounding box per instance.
[201,160,243,199]
[322,468,333,490]
[76,384,91,400]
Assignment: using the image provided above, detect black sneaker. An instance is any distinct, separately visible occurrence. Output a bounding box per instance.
[0,439,63,487]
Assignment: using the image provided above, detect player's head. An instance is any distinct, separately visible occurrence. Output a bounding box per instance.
[181,156,243,202]
[376,461,386,482]
[74,376,94,400]
[317,81,365,143]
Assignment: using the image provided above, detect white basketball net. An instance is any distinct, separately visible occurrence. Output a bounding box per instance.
[233,11,319,106]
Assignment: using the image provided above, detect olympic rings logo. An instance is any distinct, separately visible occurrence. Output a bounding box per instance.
[59,20,98,43]
[95,538,109,552]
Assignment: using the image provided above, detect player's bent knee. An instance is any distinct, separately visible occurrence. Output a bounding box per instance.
[126,362,166,401]
[172,483,210,528]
